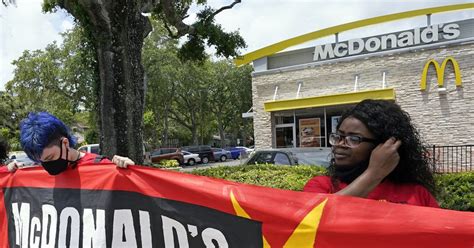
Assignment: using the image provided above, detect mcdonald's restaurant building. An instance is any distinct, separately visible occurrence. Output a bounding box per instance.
[246,16,474,150]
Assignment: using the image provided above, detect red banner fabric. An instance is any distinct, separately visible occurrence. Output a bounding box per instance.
[1,163,473,248]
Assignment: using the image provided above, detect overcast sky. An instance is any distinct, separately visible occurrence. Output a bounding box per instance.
[1,0,472,90]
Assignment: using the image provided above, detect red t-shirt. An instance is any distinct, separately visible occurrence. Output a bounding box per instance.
[75,152,112,166]
[0,164,7,173]
[303,176,439,208]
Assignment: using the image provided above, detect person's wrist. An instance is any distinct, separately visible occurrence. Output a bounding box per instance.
[360,168,385,185]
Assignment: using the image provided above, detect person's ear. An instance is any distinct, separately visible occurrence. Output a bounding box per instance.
[62,138,69,148]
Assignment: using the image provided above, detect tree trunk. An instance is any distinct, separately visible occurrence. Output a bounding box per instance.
[60,0,152,163]
[162,105,169,146]
[217,119,226,148]
[192,115,198,146]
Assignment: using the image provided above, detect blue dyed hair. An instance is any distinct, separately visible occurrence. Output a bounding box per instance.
[20,112,77,162]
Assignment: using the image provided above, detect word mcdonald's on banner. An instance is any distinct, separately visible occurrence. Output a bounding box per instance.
[1,164,473,248]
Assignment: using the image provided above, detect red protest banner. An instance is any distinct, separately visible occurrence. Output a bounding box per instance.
[1,164,473,247]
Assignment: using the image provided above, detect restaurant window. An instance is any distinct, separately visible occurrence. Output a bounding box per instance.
[295,108,325,148]
[272,104,354,148]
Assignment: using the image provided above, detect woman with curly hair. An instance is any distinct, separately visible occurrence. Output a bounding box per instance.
[303,99,438,207]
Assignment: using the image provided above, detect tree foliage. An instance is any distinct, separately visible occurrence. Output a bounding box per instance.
[143,19,253,148]
[6,26,97,122]
[4,26,98,146]
[40,0,246,162]
[151,0,246,61]
[0,92,24,151]
[5,2,250,157]
[208,60,253,147]
[142,20,182,147]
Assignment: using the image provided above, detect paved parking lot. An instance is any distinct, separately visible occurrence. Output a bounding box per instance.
[179,158,245,172]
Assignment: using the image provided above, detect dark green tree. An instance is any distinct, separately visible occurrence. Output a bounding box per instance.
[5,26,98,149]
[142,20,181,147]
[6,26,97,125]
[208,60,253,147]
[0,92,24,151]
[163,61,211,145]
[42,0,246,162]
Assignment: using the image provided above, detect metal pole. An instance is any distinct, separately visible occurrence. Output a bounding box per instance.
[273,85,279,101]
[324,107,327,147]
[354,75,359,92]
[382,71,386,89]
[296,81,302,98]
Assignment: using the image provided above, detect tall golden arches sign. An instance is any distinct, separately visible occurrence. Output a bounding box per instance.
[234,3,474,66]
[420,57,462,91]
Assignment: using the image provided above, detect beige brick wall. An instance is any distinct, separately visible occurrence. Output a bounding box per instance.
[252,43,474,148]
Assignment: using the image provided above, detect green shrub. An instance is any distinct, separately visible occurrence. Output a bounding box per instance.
[190,165,473,211]
[151,159,180,169]
[191,164,326,191]
[435,172,474,211]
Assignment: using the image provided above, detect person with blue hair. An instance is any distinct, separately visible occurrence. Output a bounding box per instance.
[8,112,134,175]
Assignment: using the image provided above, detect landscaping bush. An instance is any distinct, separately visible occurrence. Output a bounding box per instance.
[190,165,473,211]
[435,172,474,211]
[150,159,180,169]
[191,164,326,191]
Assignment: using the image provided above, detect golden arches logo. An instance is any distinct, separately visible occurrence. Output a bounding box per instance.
[230,190,328,248]
[420,57,462,91]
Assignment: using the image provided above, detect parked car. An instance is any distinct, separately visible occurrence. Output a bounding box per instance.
[150,148,184,165]
[227,146,251,160]
[212,148,232,162]
[8,151,36,166]
[181,145,214,164]
[285,147,331,167]
[244,149,299,166]
[181,151,201,166]
[78,144,100,154]
[237,146,254,153]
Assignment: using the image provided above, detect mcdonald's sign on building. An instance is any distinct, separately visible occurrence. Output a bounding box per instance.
[420,57,462,91]
[236,4,474,150]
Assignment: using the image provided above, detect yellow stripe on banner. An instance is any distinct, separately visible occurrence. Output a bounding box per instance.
[264,88,395,112]
[234,3,474,66]
[230,191,271,248]
[284,199,328,248]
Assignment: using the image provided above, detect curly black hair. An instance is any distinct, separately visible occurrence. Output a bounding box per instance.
[0,136,8,164]
[332,99,436,194]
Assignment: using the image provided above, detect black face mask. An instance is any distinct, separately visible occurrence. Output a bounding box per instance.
[332,159,370,184]
[41,139,78,175]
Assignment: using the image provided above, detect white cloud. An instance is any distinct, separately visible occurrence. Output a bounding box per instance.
[0,0,74,90]
[60,18,74,31]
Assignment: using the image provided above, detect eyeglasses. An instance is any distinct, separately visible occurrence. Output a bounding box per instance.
[329,133,378,147]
